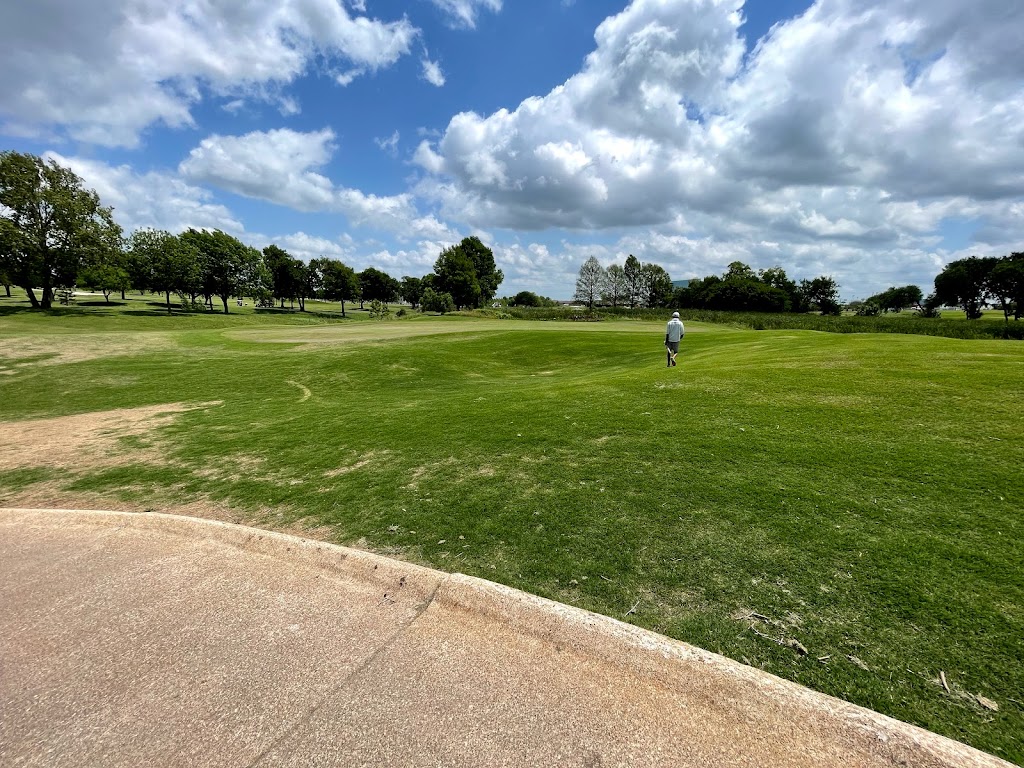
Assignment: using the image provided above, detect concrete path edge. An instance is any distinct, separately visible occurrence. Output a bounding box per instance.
[1,507,1011,768]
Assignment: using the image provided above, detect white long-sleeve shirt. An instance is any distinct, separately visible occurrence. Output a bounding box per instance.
[666,318,685,343]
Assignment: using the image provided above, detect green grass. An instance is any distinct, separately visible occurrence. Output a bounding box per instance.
[1,294,1023,762]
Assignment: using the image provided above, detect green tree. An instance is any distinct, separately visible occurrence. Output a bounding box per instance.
[359,267,399,308]
[0,151,122,309]
[433,247,481,309]
[623,254,643,308]
[933,256,998,319]
[421,287,455,314]
[574,256,605,309]
[181,229,257,314]
[129,229,202,313]
[78,252,130,304]
[725,261,757,281]
[642,263,674,308]
[987,253,1024,321]
[315,258,359,316]
[512,290,542,307]
[867,285,924,313]
[759,266,800,311]
[458,236,503,305]
[799,276,841,315]
[399,276,424,309]
[602,263,627,307]
[262,244,298,308]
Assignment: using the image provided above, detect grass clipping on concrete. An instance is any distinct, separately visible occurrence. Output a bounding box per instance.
[1,302,1022,763]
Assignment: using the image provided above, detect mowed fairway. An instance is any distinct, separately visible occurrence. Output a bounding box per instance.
[1,309,1022,762]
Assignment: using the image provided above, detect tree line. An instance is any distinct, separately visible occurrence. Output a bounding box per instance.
[574,257,841,313]
[574,253,1023,320]
[574,255,674,309]
[0,151,502,314]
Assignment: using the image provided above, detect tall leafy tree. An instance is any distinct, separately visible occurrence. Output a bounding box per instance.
[262,244,297,308]
[725,261,757,281]
[78,245,130,304]
[759,266,801,311]
[642,263,674,308]
[399,276,423,309]
[933,256,998,319]
[314,258,359,316]
[0,151,121,309]
[574,256,606,309]
[623,254,643,308]
[987,253,1024,322]
[458,236,503,305]
[129,229,202,313]
[359,267,400,306]
[433,247,481,309]
[181,228,257,314]
[602,263,628,307]
[799,276,841,315]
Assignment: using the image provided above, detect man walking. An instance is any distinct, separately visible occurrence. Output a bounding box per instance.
[665,311,684,367]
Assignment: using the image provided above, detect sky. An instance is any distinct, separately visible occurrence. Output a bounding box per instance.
[1,0,1022,301]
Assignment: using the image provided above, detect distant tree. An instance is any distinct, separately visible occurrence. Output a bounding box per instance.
[421,287,455,314]
[359,267,400,307]
[180,228,258,314]
[623,254,643,308]
[290,258,314,311]
[433,246,481,309]
[867,285,924,313]
[0,151,122,309]
[458,236,503,305]
[601,263,628,307]
[642,263,674,308]
[129,229,202,313]
[574,256,606,309]
[78,249,130,304]
[705,278,789,312]
[262,245,297,308]
[933,256,998,319]
[799,276,841,315]
[318,259,360,316]
[399,276,424,309]
[758,266,800,311]
[512,290,543,307]
[987,253,1024,321]
[725,261,757,281]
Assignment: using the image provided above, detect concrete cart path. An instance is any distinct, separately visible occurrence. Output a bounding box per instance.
[0,508,1011,768]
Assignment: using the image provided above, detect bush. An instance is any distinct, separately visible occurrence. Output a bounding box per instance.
[396,308,407,317]
[368,299,392,320]
[421,288,455,314]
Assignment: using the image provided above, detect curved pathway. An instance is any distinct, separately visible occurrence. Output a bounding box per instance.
[0,508,1011,767]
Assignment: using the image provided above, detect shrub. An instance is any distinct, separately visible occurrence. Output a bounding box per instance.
[422,288,455,314]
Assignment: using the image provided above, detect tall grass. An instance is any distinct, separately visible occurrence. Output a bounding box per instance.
[500,305,1024,340]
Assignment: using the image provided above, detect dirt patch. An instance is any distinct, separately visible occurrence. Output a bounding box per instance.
[0,401,221,471]
[0,333,176,367]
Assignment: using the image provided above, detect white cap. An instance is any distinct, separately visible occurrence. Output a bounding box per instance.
[672,312,680,318]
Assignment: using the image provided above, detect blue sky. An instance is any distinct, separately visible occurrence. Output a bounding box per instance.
[1,0,1021,300]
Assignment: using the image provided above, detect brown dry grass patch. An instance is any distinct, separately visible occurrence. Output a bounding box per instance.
[0,332,176,367]
[0,401,221,471]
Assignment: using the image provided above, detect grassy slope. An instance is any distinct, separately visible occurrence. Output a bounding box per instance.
[1,299,1022,762]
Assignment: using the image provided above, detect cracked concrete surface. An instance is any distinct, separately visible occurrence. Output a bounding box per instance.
[0,508,1012,767]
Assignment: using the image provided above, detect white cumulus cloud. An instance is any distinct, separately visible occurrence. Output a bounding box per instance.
[0,0,418,147]
[429,0,502,29]
[180,128,459,243]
